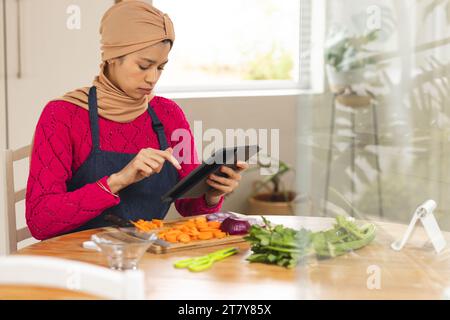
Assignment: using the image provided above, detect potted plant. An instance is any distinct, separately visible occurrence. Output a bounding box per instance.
[246,158,300,215]
[325,28,380,106]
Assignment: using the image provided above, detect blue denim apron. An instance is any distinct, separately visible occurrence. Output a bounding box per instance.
[67,86,179,232]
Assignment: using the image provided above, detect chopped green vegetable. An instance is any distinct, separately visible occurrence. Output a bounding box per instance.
[244,216,312,268]
[311,218,376,258]
[244,215,376,268]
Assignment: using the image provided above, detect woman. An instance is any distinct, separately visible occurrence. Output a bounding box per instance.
[25,1,248,240]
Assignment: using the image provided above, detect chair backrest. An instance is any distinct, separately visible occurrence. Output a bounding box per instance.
[4,145,32,253]
[0,255,145,300]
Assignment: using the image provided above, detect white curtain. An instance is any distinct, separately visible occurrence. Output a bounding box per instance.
[300,0,450,228]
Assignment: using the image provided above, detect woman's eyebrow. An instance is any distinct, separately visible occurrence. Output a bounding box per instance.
[141,58,169,64]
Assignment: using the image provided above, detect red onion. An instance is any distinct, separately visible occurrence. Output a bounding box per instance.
[220,217,251,235]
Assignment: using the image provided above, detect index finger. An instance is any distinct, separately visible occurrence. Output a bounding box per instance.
[235,161,249,172]
[157,148,181,170]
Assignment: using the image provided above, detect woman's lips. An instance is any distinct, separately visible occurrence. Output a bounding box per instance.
[138,88,152,95]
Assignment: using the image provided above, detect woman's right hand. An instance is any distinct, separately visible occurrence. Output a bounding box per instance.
[106,147,181,194]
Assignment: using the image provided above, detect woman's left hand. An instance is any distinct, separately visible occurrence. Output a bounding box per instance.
[204,161,249,206]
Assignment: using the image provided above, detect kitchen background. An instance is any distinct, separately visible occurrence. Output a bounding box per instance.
[1,0,450,255]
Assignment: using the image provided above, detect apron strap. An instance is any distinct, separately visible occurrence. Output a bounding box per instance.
[147,105,169,150]
[88,86,169,151]
[88,86,101,153]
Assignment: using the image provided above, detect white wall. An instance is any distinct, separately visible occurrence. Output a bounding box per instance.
[1,0,8,255]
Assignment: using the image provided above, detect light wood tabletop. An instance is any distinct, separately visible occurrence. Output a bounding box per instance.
[11,215,450,299]
[0,285,100,300]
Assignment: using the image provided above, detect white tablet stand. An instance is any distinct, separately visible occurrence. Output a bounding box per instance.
[391,200,446,254]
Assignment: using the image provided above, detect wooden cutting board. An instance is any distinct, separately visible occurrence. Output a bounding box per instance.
[147,214,248,254]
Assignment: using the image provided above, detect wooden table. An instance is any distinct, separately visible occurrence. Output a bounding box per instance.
[10,216,450,299]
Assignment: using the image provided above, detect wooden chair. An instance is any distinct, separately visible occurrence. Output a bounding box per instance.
[4,145,32,254]
[0,255,145,299]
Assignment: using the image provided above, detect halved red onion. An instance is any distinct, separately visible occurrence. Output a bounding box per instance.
[220,217,251,235]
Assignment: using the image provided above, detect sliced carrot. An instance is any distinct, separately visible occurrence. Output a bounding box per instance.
[152,219,164,228]
[153,216,230,243]
[165,233,178,243]
[198,231,213,240]
[194,216,207,224]
[131,221,148,232]
[199,227,221,233]
[166,229,182,236]
[213,230,226,239]
[180,226,190,233]
[131,218,164,232]
[177,233,191,243]
[185,222,196,228]
[187,228,200,236]
[207,221,221,229]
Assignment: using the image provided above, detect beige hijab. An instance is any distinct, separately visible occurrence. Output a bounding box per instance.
[56,1,175,123]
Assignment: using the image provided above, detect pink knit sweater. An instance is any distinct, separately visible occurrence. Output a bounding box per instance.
[26,96,223,240]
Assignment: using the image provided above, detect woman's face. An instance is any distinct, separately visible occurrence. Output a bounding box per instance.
[106,41,171,99]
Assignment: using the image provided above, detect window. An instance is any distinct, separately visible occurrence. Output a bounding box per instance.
[153,0,320,93]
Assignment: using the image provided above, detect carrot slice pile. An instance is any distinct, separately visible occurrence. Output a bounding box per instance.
[158,216,227,244]
[131,219,164,232]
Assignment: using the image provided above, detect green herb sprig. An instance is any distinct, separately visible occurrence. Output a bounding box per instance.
[244,215,376,268]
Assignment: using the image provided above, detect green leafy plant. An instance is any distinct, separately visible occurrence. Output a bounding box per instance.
[244,216,312,268]
[325,28,379,72]
[253,160,291,194]
[244,215,376,268]
[247,157,294,202]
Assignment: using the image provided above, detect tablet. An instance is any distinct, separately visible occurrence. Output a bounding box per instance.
[161,145,260,203]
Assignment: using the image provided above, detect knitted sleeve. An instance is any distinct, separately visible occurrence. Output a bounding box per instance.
[25,102,120,240]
